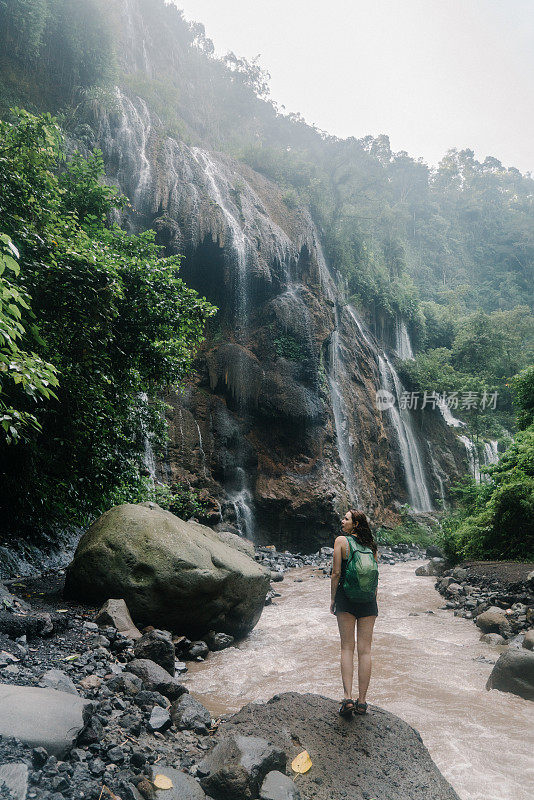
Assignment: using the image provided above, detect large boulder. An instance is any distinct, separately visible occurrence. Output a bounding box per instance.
[486,649,534,700]
[475,606,510,635]
[64,502,270,637]
[0,684,92,757]
[211,693,461,800]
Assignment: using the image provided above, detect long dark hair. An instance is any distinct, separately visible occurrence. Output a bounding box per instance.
[348,509,378,560]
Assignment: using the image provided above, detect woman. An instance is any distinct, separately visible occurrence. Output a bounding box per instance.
[330,509,379,717]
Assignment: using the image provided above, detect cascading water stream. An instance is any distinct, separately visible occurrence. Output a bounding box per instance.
[395,318,414,360]
[312,236,360,504]
[190,148,249,340]
[190,148,257,537]
[346,305,433,512]
[378,354,433,512]
[138,391,156,482]
[437,400,500,484]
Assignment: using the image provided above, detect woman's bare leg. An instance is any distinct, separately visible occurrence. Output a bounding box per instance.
[356,615,377,703]
[336,612,356,698]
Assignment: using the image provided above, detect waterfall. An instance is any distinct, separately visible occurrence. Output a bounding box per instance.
[347,305,433,512]
[395,318,414,360]
[458,434,481,483]
[484,440,499,465]
[328,322,359,505]
[189,148,262,537]
[437,401,499,484]
[138,391,156,482]
[437,397,465,428]
[428,449,448,509]
[228,467,256,540]
[377,354,433,512]
[113,89,153,212]
[196,421,207,478]
[313,236,359,504]
[191,148,249,338]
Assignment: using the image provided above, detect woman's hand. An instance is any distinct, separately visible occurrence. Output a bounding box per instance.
[330,600,335,615]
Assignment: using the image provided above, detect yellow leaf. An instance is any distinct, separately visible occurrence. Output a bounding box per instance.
[153,774,173,790]
[291,750,312,774]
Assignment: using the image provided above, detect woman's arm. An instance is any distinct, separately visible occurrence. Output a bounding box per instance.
[330,536,345,614]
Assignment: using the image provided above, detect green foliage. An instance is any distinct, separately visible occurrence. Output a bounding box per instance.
[0,233,59,443]
[438,418,534,562]
[273,333,303,361]
[512,366,534,431]
[0,109,217,536]
[0,0,115,112]
[375,509,437,548]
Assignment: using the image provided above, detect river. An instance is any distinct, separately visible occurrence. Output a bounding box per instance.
[182,559,534,800]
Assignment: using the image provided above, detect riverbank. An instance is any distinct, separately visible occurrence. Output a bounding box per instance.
[0,542,430,800]
[423,557,534,642]
[1,546,533,800]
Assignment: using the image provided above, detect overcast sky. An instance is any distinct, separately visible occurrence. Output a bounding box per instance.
[174,0,534,174]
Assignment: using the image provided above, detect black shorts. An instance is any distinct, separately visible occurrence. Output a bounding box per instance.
[334,587,378,618]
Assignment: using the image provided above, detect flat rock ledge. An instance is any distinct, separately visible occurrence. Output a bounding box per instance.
[210,692,460,800]
[0,684,92,758]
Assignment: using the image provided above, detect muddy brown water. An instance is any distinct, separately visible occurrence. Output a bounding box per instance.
[182,560,534,800]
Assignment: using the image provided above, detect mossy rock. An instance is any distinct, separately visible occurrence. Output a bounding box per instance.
[64,502,270,638]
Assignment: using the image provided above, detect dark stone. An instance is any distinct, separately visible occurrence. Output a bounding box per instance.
[32,747,49,768]
[128,659,187,701]
[170,694,211,734]
[260,771,301,800]
[188,641,209,659]
[106,672,143,695]
[148,706,172,732]
[198,734,286,799]
[77,713,104,746]
[0,611,53,640]
[205,632,235,651]
[133,630,176,676]
[214,692,461,800]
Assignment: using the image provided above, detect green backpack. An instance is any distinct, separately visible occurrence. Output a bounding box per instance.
[342,535,379,602]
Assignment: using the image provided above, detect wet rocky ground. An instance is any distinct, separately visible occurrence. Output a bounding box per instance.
[0,540,428,800]
[416,555,534,642]
[415,553,534,699]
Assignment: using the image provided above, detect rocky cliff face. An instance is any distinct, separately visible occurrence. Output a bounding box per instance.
[74,0,467,550]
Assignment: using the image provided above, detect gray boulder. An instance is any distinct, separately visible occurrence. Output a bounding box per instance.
[150,765,206,800]
[260,771,301,800]
[133,629,175,676]
[0,684,92,757]
[39,669,78,696]
[523,629,534,650]
[475,607,510,634]
[479,633,506,645]
[64,502,270,637]
[198,734,286,799]
[486,649,534,700]
[170,693,211,734]
[128,659,187,701]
